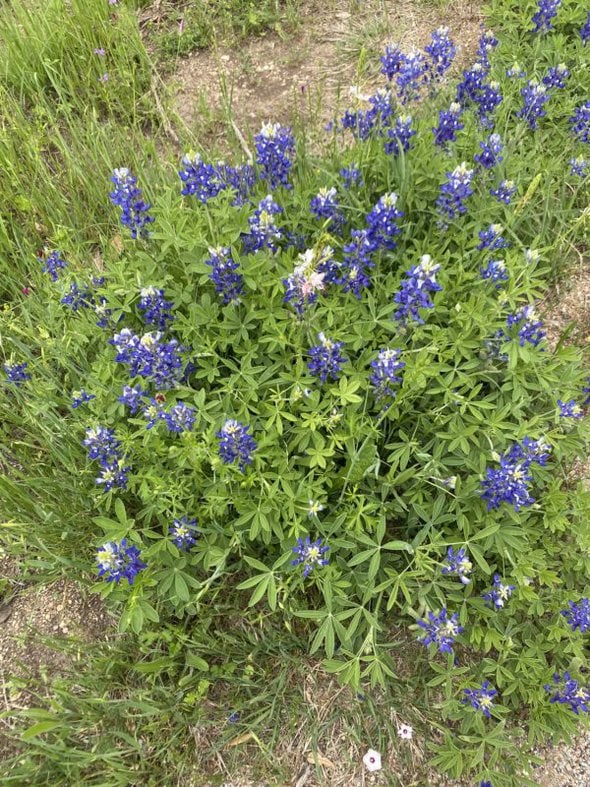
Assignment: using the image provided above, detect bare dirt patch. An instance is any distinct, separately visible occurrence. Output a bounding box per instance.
[171,0,484,150]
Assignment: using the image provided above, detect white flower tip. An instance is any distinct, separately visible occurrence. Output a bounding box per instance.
[362,749,382,771]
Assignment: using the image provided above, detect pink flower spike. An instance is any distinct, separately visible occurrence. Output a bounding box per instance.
[94,48,106,56]
[362,749,382,772]
[98,73,109,83]
[397,723,413,739]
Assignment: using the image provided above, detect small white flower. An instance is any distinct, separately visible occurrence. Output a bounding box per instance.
[397,723,413,740]
[362,749,382,772]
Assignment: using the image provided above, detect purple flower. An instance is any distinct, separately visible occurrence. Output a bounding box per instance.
[476,30,499,70]
[39,250,67,282]
[531,0,561,34]
[432,103,464,147]
[474,81,502,127]
[163,402,196,433]
[442,547,472,585]
[545,672,590,714]
[138,287,174,331]
[118,384,147,415]
[542,63,569,90]
[506,305,545,347]
[480,437,549,511]
[205,246,244,304]
[109,168,154,239]
[96,539,146,585]
[283,246,336,314]
[456,62,487,105]
[474,133,503,170]
[217,420,256,471]
[214,162,256,206]
[83,425,121,464]
[178,153,223,202]
[557,399,584,420]
[143,398,164,429]
[393,254,442,325]
[370,348,405,400]
[517,81,549,130]
[582,11,590,45]
[307,333,347,384]
[291,536,329,578]
[340,166,363,188]
[483,575,516,608]
[478,224,509,251]
[463,680,497,718]
[339,230,374,298]
[96,459,131,491]
[111,329,185,389]
[561,599,590,633]
[570,101,590,144]
[72,389,96,409]
[395,52,428,103]
[436,162,474,223]
[480,259,508,286]
[310,187,344,233]
[425,26,456,79]
[380,44,405,80]
[169,516,198,550]
[417,608,463,654]
[385,115,416,156]
[506,62,526,79]
[4,362,31,386]
[254,122,295,189]
[94,47,106,56]
[490,180,517,205]
[242,195,283,254]
[570,156,589,178]
[98,73,109,83]
[366,193,404,251]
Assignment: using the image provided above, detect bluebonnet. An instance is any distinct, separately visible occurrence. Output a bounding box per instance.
[340,107,378,141]
[456,62,487,105]
[393,254,442,325]
[310,187,344,233]
[545,672,590,714]
[483,575,516,608]
[4,362,31,386]
[178,153,223,202]
[436,163,474,223]
[118,384,147,415]
[561,599,590,633]
[83,426,121,464]
[308,333,347,384]
[96,539,146,585]
[366,193,404,251]
[442,547,472,585]
[425,26,456,79]
[284,246,337,314]
[507,61,526,79]
[463,681,497,718]
[217,420,256,471]
[417,608,463,654]
[480,437,550,511]
[517,81,549,130]
[215,162,256,207]
[143,398,164,429]
[570,101,590,144]
[570,156,589,177]
[582,11,590,45]
[205,247,244,304]
[385,115,416,156]
[169,516,198,550]
[339,230,374,298]
[380,44,405,81]
[490,180,517,205]
[480,259,508,286]
[138,287,174,331]
[163,402,196,433]
[109,168,154,239]
[370,348,405,400]
[476,30,498,70]
[242,195,283,254]
[395,51,428,103]
[39,250,67,281]
[111,328,185,389]
[291,536,329,578]
[557,399,584,420]
[72,389,95,409]
[474,81,502,127]
[474,133,503,170]
[542,63,569,90]
[340,166,363,188]
[368,87,395,125]
[478,224,509,251]
[506,305,545,347]
[432,103,464,146]
[254,122,295,189]
[61,282,93,312]
[96,459,131,492]
[531,0,561,34]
